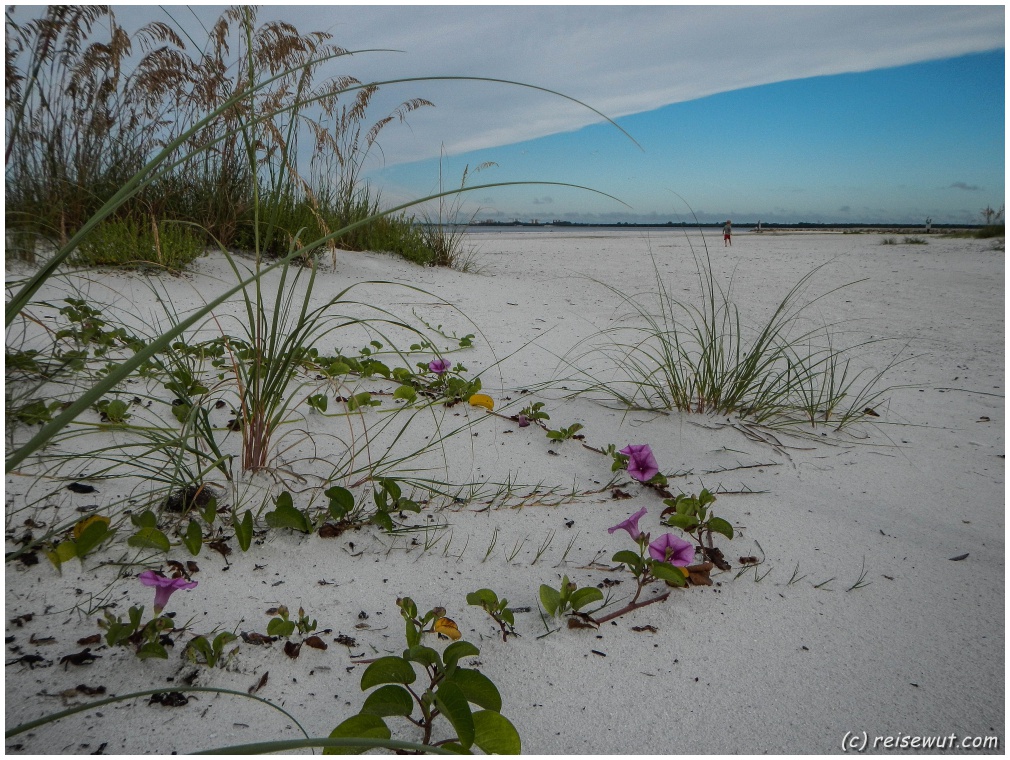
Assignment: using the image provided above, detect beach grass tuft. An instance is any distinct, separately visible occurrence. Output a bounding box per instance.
[561,243,902,430]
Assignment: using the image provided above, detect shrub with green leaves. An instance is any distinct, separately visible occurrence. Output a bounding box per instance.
[546,422,584,442]
[267,605,317,638]
[185,630,239,669]
[326,596,521,754]
[371,478,421,532]
[98,604,176,661]
[538,575,604,620]
[660,488,734,550]
[598,508,692,624]
[466,588,519,642]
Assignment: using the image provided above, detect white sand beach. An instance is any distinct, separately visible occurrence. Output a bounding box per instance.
[5,229,1004,754]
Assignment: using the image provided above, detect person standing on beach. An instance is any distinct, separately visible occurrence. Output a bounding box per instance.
[723,220,732,246]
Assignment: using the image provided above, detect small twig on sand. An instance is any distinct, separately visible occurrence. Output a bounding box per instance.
[702,460,780,475]
[932,387,1004,398]
[589,592,671,626]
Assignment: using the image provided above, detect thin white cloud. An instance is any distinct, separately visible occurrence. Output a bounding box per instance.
[261,5,1002,165]
[33,5,1004,172]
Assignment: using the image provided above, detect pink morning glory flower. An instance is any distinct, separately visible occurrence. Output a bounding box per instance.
[428,358,451,375]
[648,533,695,567]
[517,414,530,427]
[608,507,648,540]
[619,444,660,482]
[139,570,198,614]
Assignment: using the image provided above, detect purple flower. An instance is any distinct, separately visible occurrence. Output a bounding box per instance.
[517,414,530,428]
[139,570,198,614]
[619,444,660,482]
[428,358,451,375]
[608,507,648,540]
[648,533,695,567]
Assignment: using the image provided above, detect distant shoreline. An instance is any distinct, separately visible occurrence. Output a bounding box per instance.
[460,221,984,232]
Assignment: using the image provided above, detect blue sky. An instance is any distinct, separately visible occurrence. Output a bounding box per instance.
[376,50,1004,225]
[16,4,1004,224]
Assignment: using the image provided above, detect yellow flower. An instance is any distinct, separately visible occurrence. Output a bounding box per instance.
[468,393,494,411]
[432,616,462,641]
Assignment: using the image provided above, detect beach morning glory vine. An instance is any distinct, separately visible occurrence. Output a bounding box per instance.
[617,444,660,482]
[428,357,452,375]
[648,532,695,566]
[590,508,692,624]
[607,506,647,540]
[139,570,198,614]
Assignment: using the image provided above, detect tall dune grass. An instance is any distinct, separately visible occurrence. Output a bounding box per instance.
[4,6,428,264]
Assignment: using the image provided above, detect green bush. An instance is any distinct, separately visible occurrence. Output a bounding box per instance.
[72,218,205,269]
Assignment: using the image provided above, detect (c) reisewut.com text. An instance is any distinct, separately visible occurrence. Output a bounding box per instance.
[842,731,1000,752]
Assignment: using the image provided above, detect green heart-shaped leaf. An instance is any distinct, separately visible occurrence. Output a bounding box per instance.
[235,509,253,551]
[360,656,417,690]
[448,668,502,712]
[611,550,643,569]
[650,562,687,586]
[325,485,354,519]
[393,385,417,404]
[182,519,203,555]
[323,714,390,755]
[466,589,499,608]
[569,586,604,611]
[267,617,296,638]
[130,510,159,529]
[538,584,561,617]
[707,517,734,540]
[443,640,480,671]
[472,710,521,755]
[265,498,311,533]
[665,513,698,532]
[403,645,440,668]
[127,526,170,553]
[137,641,168,660]
[360,685,414,718]
[435,681,475,749]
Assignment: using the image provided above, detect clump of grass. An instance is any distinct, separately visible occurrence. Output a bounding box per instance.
[71,217,205,269]
[562,243,901,430]
[880,237,897,245]
[976,224,1005,239]
[846,557,872,591]
[416,158,496,270]
[903,236,928,245]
